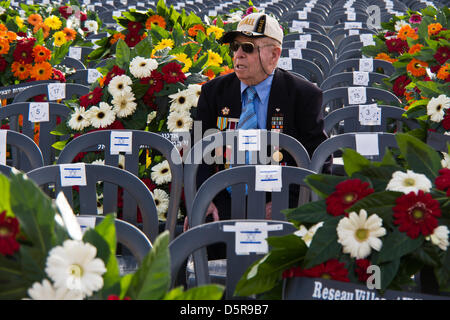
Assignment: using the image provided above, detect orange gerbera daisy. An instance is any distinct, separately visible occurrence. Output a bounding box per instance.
[408,43,424,54]
[30,62,53,80]
[428,23,442,36]
[397,25,418,41]
[404,91,415,102]
[188,24,206,37]
[220,66,234,76]
[0,24,7,32]
[28,14,43,26]
[63,27,77,41]
[33,45,51,62]
[374,52,397,63]
[33,23,50,39]
[204,68,215,80]
[437,64,449,81]
[11,61,31,80]
[0,31,17,42]
[145,15,166,29]
[0,38,10,55]
[110,32,125,44]
[406,58,428,77]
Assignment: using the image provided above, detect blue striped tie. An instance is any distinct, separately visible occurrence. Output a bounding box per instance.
[237,86,258,130]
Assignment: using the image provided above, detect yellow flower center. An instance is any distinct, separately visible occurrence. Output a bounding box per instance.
[355,228,369,242]
[412,208,424,220]
[321,273,331,280]
[343,193,356,203]
[403,178,416,186]
[68,264,83,277]
[0,226,11,236]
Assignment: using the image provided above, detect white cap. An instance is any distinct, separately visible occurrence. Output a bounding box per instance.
[221,13,283,45]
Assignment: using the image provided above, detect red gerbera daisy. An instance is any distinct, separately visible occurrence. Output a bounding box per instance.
[141,70,164,95]
[127,21,143,34]
[13,38,36,64]
[385,38,408,54]
[355,259,371,282]
[325,179,374,217]
[434,47,450,65]
[52,68,66,83]
[79,86,103,108]
[435,168,450,192]
[0,57,7,72]
[143,92,158,110]
[442,110,450,131]
[0,211,21,256]
[161,62,186,84]
[392,75,411,97]
[393,190,441,239]
[104,65,126,86]
[283,259,350,282]
[124,32,141,48]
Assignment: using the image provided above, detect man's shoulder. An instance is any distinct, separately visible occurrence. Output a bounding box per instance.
[201,72,237,91]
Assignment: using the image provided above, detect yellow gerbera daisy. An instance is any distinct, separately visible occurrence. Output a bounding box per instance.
[44,15,62,30]
[154,38,174,51]
[173,53,192,73]
[53,31,67,47]
[15,16,24,29]
[206,50,222,67]
[206,26,224,40]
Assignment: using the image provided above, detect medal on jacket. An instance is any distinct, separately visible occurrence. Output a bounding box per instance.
[271,108,284,133]
[216,116,228,130]
[227,118,239,130]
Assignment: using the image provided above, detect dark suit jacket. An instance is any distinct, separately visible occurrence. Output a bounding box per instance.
[193,67,328,219]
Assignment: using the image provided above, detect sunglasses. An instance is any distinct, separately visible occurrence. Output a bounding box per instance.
[230,41,274,54]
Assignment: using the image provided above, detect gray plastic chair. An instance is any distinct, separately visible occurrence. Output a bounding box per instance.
[320,72,389,90]
[1,129,44,172]
[335,49,365,64]
[287,21,328,35]
[0,164,13,176]
[58,56,87,71]
[329,58,395,76]
[282,48,331,78]
[169,219,297,299]
[286,58,324,86]
[27,164,159,242]
[283,33,335,56]
[0,102,71,166]
[184,130,312,220]
[66,69,103,86]
[283,40,335,71]
[77,215,152,275]
[56,129,183,240]
[12,83,90,103]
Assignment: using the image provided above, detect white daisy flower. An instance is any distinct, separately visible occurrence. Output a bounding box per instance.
[91,159,105,166]
[386,169,432,194]
[85,20,98,33]
[395,20,410,31]
[169,90,193,113]
[67,16,80,30]
[129,56,158,79]
[96,193,103,215]
[152,188,170,220]
[427,95,450,123]
[147,111,157,124]
[427,226,449,251]
[294,222,323,247]
[86,102,116,128]
[442,152,450,169]
[26,279,83,300]
[111,91,137,118]
[337,209,386,259]
[151,160,172,185]
[68,107,90,131]
[45,240,106,298]
[187,84,202,107]
[166,111,193,132]
[107,75,133,97]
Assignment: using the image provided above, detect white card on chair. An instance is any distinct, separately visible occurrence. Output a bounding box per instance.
[355,133,379,156]
[345,22,362,29]
[60,163,87,187]
[292,20,309,28]
[48,83,66,101]
[77,216,97,235]
[359,104,381,126]
[29,102,50,122]
[0,130,6,165]
[359,58,374,72]
[360,33,375,46]
[300,34,311,42]
[348,87,367,104]
[110,131,133,154]
[294,40,307,48]
[297,11,307,19]
[69,47,82,60]
[238,129,260,151]
[224,222,283,255]
[255,165,282,192]
[289,49,302,59]
[277,57,292,71]
[88,69,102,84]
[353,71,369,86]
[349,29,360,36]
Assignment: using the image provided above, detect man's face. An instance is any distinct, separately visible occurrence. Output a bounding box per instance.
[232,35,280,86]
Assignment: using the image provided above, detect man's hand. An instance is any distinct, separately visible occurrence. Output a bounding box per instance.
[183,202,219,231]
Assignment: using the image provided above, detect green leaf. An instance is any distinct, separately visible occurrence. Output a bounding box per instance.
[435,246,450,292]
[342,148,372,177]
[0,174,12,217]
[348,191,400,226]
[303,217,341,269]
[52,140,68,151]
[282,200,331,224]
[395,133,442,179]
[134,36,153,58]
[164,285,225,300]
[115,39,131,69]
[126,231,171,300]
[304,174,349,199]
[377,228,423,264]
[380,259,400,291]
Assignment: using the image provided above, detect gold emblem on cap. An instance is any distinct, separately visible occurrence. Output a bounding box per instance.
[272,150,283,162]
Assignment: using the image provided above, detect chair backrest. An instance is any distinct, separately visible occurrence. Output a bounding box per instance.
[57,56,87,71]
[56,129,183,240]
[66,69,103,86]
[169,219,297,299]
[320,71,389,90]
[190,165,316,225]
[77,215,152,263]
[310,132,399,173]
[184,130,311,219]
[283,33,335,55]
[323,105,420,135]
[0,102,71,166]
[1,129,44,172]
[282,48,331,78]
[27,164,159,242]
[12,83,90,103]
[0,164,13,176]
[288,58,324,86]
[283,40,335,70]
[329,58,395,76]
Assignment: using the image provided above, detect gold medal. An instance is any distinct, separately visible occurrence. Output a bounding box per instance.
[272,150,283,162]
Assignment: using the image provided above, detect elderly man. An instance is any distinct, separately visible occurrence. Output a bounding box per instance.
[191,12,328,225]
